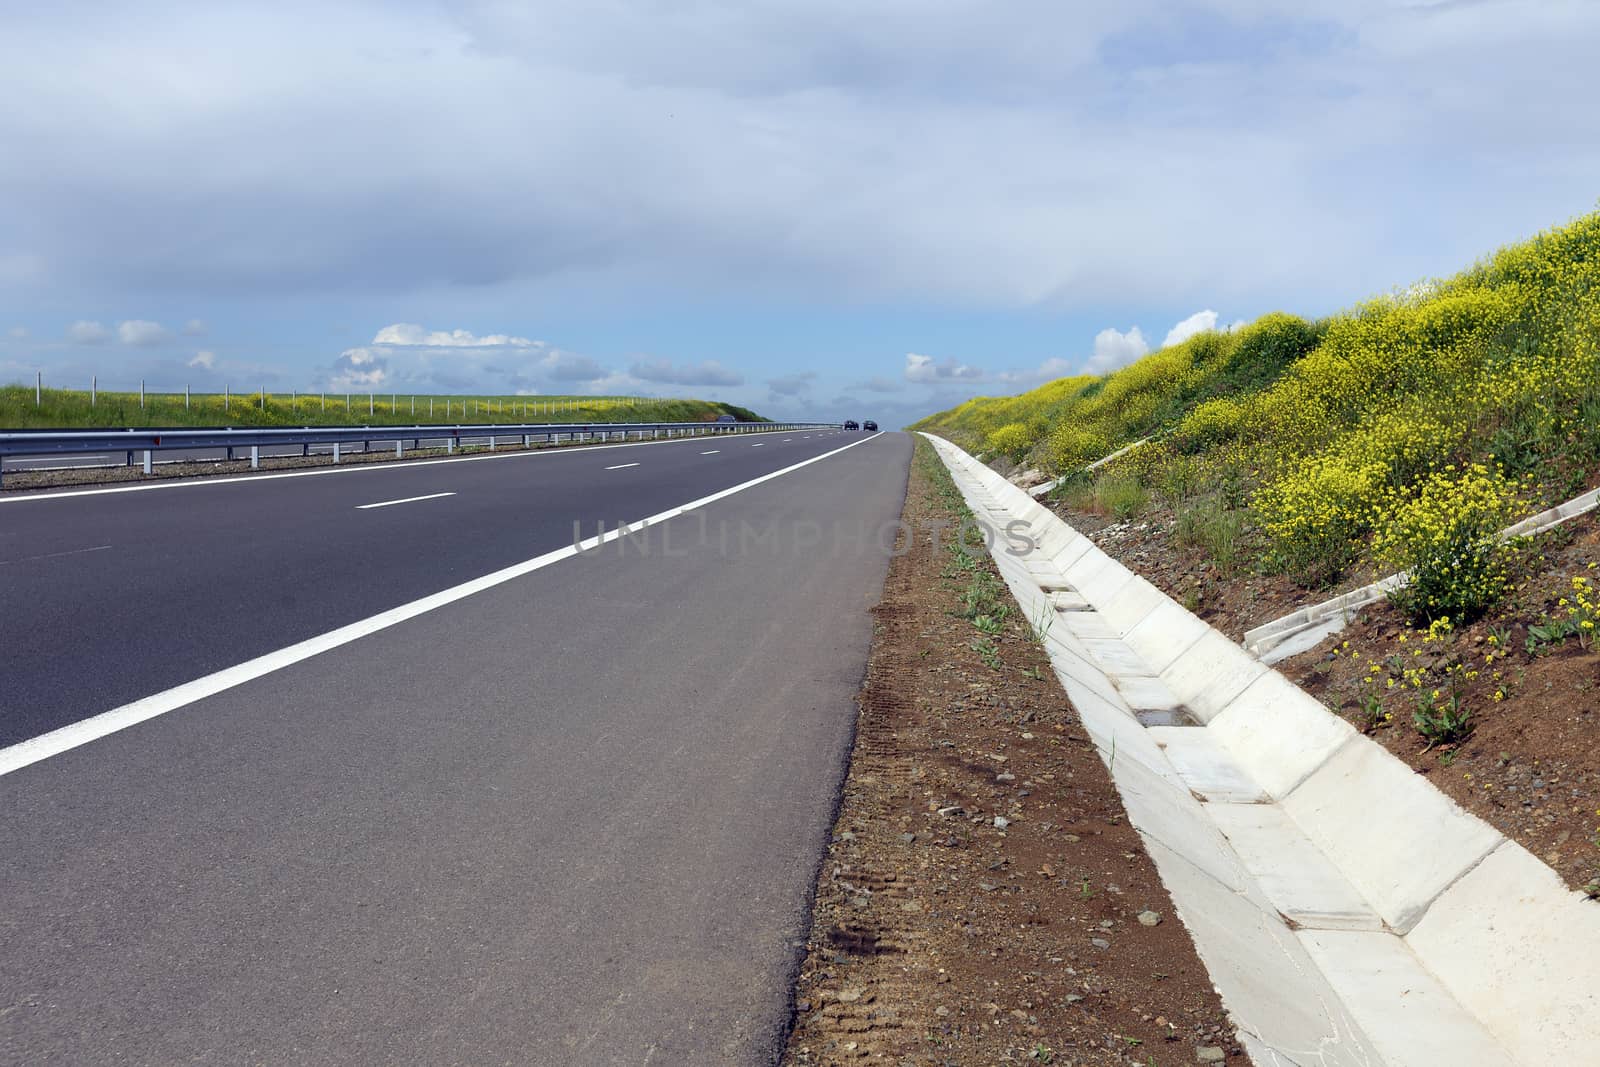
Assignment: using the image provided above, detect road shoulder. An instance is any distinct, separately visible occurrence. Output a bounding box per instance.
[783,439,1238,1065]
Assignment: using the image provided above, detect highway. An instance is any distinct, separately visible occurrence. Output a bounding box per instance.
[0,429,912,1065]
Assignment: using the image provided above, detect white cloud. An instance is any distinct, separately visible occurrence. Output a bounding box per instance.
[118,319,171,345]
[188,350,215,369]
[182,318,207,336]
[629,358,744,387]
[67,320,110,344]
[905,352,985,384]
[7,326,26,340]
[1163,310,1218,348]
[329,346,390,390]
[372,323,534,347]
[1084,327,1149,374]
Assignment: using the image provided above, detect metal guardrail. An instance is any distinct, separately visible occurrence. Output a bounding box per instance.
[0,420,841,483]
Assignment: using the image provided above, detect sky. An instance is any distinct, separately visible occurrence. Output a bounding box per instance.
[2,1,1598,428]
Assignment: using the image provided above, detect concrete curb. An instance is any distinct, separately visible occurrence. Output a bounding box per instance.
[1245,486,1600,664]
[922,432,1599,1066]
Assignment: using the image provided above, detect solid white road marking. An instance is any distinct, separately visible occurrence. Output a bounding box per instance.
[0,544,113,567]
[604,463,640,470]
[700,450,720,455]
[355,492,456,510]
[0,433,886,778]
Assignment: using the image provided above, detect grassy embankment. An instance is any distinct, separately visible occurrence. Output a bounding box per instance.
[914,208,1600,596]
[914,210,1600,890]
[0,389,763,430]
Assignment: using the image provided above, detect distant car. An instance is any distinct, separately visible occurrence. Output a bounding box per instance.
[715,414,738,423]
[863,420,878,431]
[843,419,859,430]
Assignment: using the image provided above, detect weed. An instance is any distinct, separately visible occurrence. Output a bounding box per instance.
[1031,602,1055,644]
[1094,472,1148,520]
[971,638,1003,670]
[1176,499,1246,573]
[1354,689,1387,733]
[972,613,1006,636]
[1414,687,1473,749]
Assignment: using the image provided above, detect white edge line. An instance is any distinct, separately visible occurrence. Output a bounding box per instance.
[0,429,803,505]
[356,491,456,510]
[0,432,884,778]
[604,462,640,470]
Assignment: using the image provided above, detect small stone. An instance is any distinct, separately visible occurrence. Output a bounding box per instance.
[1138,910,1162,927]
[795,1000,811,1013]
[934,1005,949,1016]
[1062,833,1081,843]
[1099,919,1114,929]
[1090,938,1110,949]
[836,989,864,1003]
[938,805,965,817]
[996,772,1017,783]
[1021,732,1034,740]
[979,881,998,892]
[1064,994,1084,1003]
[1196,1047,1225,1063]
[900,832,917,844]
[993,816,1010,830]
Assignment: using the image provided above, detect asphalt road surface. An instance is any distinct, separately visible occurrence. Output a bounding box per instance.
[0,429,912,1065]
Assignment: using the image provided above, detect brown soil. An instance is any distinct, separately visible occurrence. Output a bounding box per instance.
[1280,513,1600,893]
[1052,493,1600,896]
[783,448,1237,1066]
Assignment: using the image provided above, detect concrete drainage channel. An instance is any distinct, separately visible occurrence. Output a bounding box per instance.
[923,433,1599,1066]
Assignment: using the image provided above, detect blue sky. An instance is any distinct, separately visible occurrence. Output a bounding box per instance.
[3,1,1598,428]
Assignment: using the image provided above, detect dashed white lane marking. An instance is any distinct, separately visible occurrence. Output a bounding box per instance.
[0,544,113,566]
[0,432,885,779]
[604,462,641,470]
[356,492,457,510]
[700,450,720,455]
[751,442,765,447]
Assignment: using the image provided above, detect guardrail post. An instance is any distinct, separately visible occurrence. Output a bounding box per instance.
[143,450,152,474]
[250,445,259,470]
[396,440,403,458]
[446,438,455,454]
[332,442,341,464]
[523,434,530,448]
[488,435,496,452]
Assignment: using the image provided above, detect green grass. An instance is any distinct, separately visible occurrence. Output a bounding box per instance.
[0,386,763,430]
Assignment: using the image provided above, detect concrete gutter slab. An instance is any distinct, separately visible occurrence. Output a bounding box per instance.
[919,433,1600,1065]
